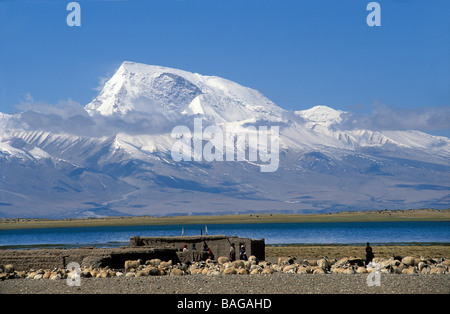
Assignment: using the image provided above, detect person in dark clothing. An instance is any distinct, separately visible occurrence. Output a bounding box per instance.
[239,245,248,261]
[206,246,214,260]
[229,243,236,261]
[203,243,214,260]
[365,242,374,264]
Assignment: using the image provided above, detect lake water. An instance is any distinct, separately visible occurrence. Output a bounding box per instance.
[0,221,449,249]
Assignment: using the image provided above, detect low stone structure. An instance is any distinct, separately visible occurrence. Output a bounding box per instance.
[130,235,265,262]
[0,235,265,271]
[0,247,179,271]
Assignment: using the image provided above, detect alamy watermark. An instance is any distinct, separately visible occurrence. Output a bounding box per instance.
[65,2,381,28]
[366,262,381,287]
[66,2,81,27]
[170,118,279,172]
[66,262,81,286]
[366,2,381,27]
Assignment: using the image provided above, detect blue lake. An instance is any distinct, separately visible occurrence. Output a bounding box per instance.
[0,221,449,249]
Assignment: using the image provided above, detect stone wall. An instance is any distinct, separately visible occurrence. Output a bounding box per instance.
[0,235,265,271]
[130,235,265,261]
[0,247,179,271]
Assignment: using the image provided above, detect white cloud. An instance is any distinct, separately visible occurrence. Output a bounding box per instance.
[337,104,450,133]
[12,97,182,137]
[16,98,88,119]
[24,92,34,102]
[93,76,109,92]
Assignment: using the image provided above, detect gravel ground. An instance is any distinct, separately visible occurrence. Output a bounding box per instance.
[1,273,448,294]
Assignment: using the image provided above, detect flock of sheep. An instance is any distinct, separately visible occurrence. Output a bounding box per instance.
[1,254,448,281]
[121,254,450,276]
[183,255,449,275]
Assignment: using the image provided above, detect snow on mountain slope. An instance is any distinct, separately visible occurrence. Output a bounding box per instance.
[294,105,450,159]
[84,62,449,156]
[0,62,449,218]
[295,105,344,126]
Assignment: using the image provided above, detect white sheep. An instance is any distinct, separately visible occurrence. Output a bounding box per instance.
[401,266,417,274]
[430,266,446,274]
[401,256,415,267]
[223,268,237,275]
[232,260,245,269]
[124,259,142,272]
[356,266,368,274]
[317,258,330,270]
[146,258,161,266]
[296,266,309,274]
[261,267,274,274]
[159,260,172,268]
[218,256,230,265]
[277,256,296,266]
[313,267,326,274]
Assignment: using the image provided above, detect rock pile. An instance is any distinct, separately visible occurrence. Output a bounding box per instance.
[1,255,448,281]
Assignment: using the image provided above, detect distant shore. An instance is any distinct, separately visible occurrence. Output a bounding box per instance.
[0,208,448,230]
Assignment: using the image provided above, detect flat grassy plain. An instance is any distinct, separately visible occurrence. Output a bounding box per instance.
[0,208,448,229]
[265,244,450,260]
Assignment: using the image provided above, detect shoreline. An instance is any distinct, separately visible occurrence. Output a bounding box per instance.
[1,208,449,230]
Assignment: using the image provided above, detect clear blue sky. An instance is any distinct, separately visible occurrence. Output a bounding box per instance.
[0,0,448,134]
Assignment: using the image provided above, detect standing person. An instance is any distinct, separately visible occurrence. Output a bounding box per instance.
[229,243,236,261]
[239,245,248,261]
[206,246,214,260]
[203,243,214,260]
[365,242,374,264]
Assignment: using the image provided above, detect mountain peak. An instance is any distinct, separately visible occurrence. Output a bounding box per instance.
[85,62,204,117]
[85,61,284,123]
[295,105,345,126]
[118,61,195,78]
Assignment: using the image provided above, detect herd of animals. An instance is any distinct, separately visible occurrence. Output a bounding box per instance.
[1,253,448,280]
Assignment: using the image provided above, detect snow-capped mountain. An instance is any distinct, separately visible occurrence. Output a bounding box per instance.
[85,61,284,123]
[0,62,448,218]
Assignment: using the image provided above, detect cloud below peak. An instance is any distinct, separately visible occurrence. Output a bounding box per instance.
[336,104,450,135]
[7,96,450,140]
